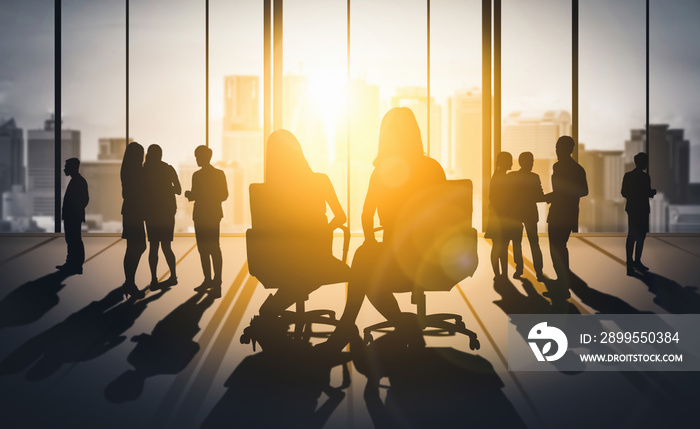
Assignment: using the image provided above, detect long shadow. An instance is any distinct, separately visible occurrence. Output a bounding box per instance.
[0,271,74,329]
[0,286,168,381]
[201,342,352,429]
[568,272,650,315]
[355,331,525,429]
[636,271,700,314]
[493,276,584,374]
[104,291,217,403]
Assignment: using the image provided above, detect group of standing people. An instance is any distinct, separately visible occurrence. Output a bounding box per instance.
[486,136,589,296]
[119,143,228,299]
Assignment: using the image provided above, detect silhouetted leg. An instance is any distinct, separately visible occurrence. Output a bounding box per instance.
[64,219,84,270]
[548,225,571,282]
[212,242,223,285]
[524,221,544,277]
[124,238,146,286]
[625,234,635,266]
[635,232,647,268]
[259,289,298,317]
[194,220,212,284]
[148,241,160,284]
[490,239,501,277]
[512,224,524,277]
[366,289,402,323]
[162,241,177,280]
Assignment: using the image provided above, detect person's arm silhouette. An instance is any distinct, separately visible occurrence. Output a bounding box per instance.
[321,175,346,230]
[170,166,182,196]
[361,174,380,243]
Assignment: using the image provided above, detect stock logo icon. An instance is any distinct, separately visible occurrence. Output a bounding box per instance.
[528,322,568,362]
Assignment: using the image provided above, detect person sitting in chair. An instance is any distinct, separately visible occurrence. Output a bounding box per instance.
[255,129,349,318]
[323,107,446,351]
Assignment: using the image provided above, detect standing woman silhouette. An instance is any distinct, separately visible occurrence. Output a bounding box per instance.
[121,142,147,299]
[323,107,446,350]
[486,151,514,279]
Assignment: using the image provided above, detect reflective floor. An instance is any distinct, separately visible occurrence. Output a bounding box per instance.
[0,234,699,428]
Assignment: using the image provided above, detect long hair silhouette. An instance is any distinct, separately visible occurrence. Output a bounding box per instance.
[121,142,144,184]
[265,129,314,185]
[374,107,424,168]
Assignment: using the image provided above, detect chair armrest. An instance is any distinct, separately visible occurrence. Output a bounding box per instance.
[334,225,351,264]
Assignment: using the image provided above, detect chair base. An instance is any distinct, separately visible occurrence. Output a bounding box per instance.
[240,307,342,351]
[363,313,480,351]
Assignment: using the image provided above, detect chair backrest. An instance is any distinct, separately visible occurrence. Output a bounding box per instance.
[247,183,335,288]
[389,179,478,291]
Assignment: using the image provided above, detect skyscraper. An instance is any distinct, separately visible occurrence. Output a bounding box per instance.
[449,88,481,184]
[27,115,80,217]
[626,125,690,205]
[578,147,625,232]
[0,118,24,216]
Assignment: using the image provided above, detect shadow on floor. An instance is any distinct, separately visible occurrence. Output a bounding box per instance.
[636,271,700,314]
[0,285,168,381]
[105,291,217,403]
[0,270,74,329]
[201,341,352,429]
[355,330,526,429]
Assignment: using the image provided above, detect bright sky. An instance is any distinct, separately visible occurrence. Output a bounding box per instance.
[1,0,699,179]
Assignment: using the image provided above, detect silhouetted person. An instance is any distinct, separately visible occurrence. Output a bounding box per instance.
[255,129,349,318]
[56,158,88,275]
[544,136,588,294]
[121,142,147,299]
[185,145,228,297]
[486,152,515,279]
[622,152,656,276]
[143,144,181,289]
[323,107,446,351]
[508,151,546,281]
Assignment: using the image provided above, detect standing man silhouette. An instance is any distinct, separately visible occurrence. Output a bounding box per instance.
[509,152,546,281]
[57,157,89,275]
[621,152,656,276]
[544,136,587,294]
[185,146,228,297]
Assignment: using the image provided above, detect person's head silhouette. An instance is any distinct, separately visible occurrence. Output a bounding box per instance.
[121,142,144,180]
[374,107,424,168]
[64,157,80,177]
[555,136,576,161]
[495,151,513,173]
[634,152,649,171]
[518,152,534,172]
[194,145,212,167]
[265,129,313,184]
[145,144,163,165]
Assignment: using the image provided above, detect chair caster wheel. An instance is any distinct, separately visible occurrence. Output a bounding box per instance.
[469,338,480,350]
[240,333,251,345]
[364,332,374,345]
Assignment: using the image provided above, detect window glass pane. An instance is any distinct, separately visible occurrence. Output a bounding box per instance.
[650,0,700,233]
[210,0,263,232]
[502,0,572,232]
[349,0,427,232]
[580,0,645,232]
[0,0,54,233]
[432,0,482,229]
[129,0,205,234]
[63,0,125,233]
[283,0,348,227]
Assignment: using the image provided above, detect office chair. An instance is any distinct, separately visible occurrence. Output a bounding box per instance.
[362,179,480,350]
[241,183,351,351]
